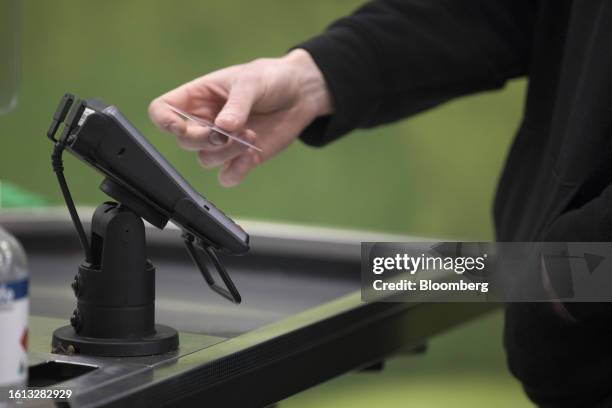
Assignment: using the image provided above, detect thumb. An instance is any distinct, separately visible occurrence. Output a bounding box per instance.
[215,80,257,132]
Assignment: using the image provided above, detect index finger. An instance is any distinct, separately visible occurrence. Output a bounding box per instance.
[148,84,193,135]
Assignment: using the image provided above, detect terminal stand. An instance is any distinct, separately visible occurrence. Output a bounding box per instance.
[52,201,179,357]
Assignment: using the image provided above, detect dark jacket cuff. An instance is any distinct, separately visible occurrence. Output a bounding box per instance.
[294,21,382,147]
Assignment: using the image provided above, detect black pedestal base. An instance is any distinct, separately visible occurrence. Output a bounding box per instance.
[52,324,179,357]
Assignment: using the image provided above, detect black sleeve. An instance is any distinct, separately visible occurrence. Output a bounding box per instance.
[296,0,537,147]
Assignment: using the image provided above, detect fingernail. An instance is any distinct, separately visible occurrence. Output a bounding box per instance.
[219,172,237,188]
[169,123,182,135]
[210,131,228,146]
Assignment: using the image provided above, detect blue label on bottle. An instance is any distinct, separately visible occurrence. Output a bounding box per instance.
[0,278,28,303]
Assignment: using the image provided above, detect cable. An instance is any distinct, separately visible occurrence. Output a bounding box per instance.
[52,141,93,263]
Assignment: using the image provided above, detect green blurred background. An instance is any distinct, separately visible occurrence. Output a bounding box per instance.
[0,1,533,406]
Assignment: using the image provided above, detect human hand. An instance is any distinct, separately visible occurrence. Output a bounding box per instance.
[148,49,333,187]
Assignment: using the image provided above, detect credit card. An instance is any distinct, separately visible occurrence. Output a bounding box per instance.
[165,103,262,152]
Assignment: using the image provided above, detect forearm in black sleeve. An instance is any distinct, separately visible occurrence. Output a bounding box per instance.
[296,0,537,147]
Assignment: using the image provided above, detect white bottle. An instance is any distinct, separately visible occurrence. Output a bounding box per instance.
[0,226,28,403]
